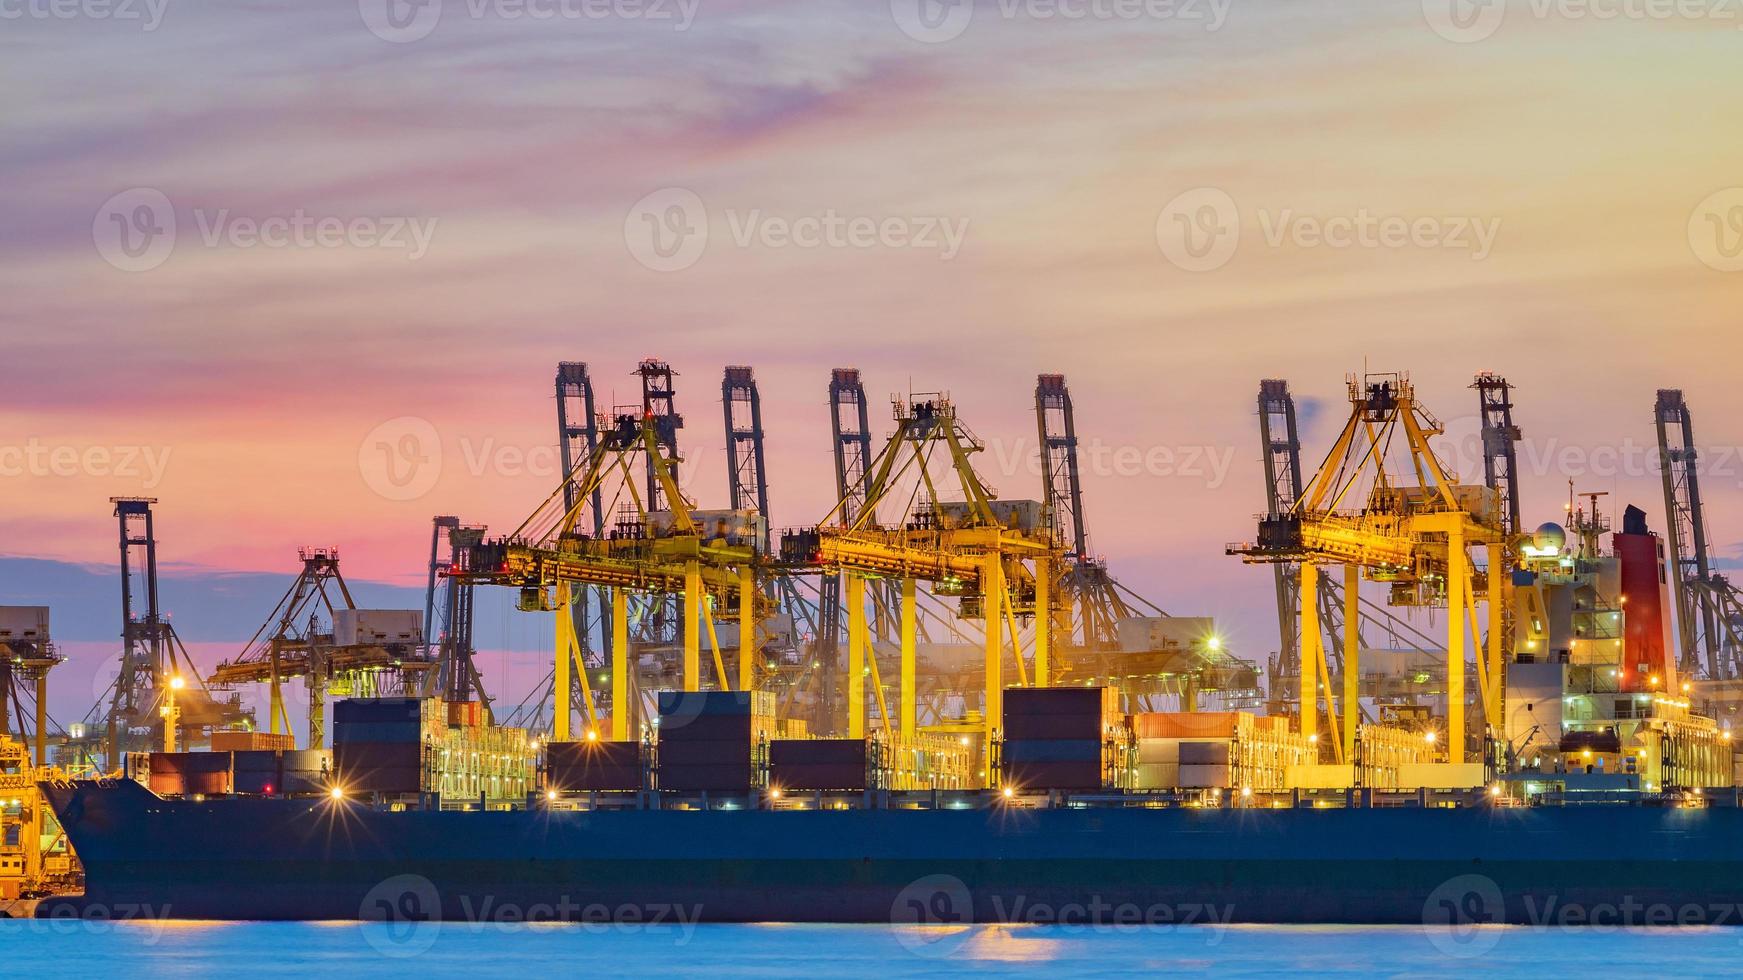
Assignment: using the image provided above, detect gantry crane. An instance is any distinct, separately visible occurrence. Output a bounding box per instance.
[456,410,765,742]
[1256,380,1457,718]
[1036,374,1256,706]
[1656,389,1743,679]
[0,607,60,768]
[207,548,431,747]
[782,393,1060,762]
[722,367,817,699]
[80,498,250,769]
[1232,374,1508,765]
[420,516,492,716]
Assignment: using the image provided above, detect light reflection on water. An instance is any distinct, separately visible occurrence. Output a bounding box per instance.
[1,920,1740,977]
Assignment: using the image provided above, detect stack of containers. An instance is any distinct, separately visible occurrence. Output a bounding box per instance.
[231,749,331,795]
[1001,687,1124,792]
[145,752,233,797]
[546,740,644,793]
[1130,712,1310,790]
[656,691,775,793]
[769,738,869,792]
[332,697,440,796]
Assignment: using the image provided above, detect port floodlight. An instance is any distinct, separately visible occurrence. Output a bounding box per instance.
[1240,786,1252,798]
[1424,731,1436,744]
[585,729,599,742]
[169,675,186,691]
[1001,786,1015,799]
[770,788,783,800]
[330,786,345,800]
[546,790,557,802]
[1206,635,1222,652]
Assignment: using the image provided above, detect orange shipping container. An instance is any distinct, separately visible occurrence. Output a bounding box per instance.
[1130,712,1247,740]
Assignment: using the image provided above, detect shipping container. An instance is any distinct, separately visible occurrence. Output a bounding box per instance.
[1178,741,1232,766]
[771,762,868,792]
[332,721,428,744]
[660,740,754,766]
[1002,739,1104,764]
[332,609,423,648]
[547,740,643,792]
[769,738,867,767]
[210,730,296,752]
[0,605,49,641]
[1178,763,1233,788]
[232,750,330,795]
[657,689,777,719]
[1002,760,1104,792]
[1130,712,1247,740]
[658,762,756,792]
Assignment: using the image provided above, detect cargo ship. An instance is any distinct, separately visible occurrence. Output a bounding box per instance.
[37,682,1743,926]
[31,370,1743,927]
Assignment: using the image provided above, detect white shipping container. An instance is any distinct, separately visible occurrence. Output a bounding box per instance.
[1133,762,1180,790]
[1177,764,1233,788]
[334,609,423,647]
[1136,739,1180,764]
[0,606,49,640]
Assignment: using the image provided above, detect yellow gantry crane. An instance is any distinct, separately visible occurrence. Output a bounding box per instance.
[1231,374,1509,765]
[458,411,765,742]
[783,395,1061,763]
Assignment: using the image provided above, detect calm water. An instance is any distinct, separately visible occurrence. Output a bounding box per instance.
[2,921,1741,977]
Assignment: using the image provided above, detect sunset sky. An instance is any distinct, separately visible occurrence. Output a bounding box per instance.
[4,1,1743,713]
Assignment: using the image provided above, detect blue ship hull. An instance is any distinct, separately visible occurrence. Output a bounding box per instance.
[38,780,1743,926]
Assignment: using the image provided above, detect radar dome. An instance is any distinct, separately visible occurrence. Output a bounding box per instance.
[1532,522,1567,554]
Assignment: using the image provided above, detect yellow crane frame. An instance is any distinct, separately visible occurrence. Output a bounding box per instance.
[1235,375,1507,765]
[461,412,764,742]
[805,396,1060,766]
